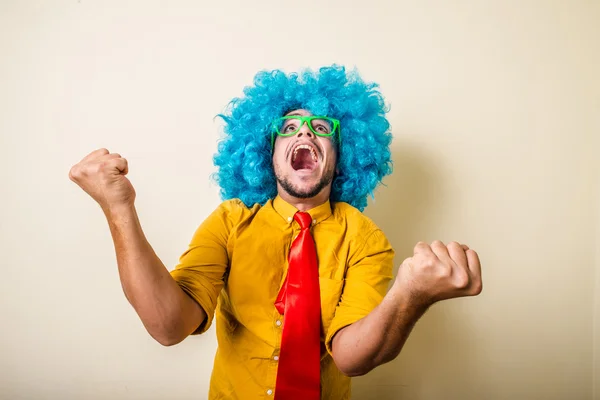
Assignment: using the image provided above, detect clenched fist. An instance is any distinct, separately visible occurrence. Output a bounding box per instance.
[69,148,135,212]
[396,241,482,308]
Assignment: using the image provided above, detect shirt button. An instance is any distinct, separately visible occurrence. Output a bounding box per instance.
[287,217,292,222]
[266,389,273,395]
[273,355,279,361]
[312,219,316,225]
[275,320,282,327]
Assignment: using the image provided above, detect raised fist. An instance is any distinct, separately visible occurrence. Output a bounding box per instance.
[397,241,482,308]
[69,148,135,212]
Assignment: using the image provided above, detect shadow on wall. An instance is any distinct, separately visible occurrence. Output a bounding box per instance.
[357,140,485,399]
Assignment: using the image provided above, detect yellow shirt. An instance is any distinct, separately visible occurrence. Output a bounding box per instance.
[170,196,394,399]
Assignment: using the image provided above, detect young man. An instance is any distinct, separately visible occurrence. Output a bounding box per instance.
[69,66,482,399]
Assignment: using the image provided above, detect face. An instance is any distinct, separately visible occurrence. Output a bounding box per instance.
[272,109,338,200]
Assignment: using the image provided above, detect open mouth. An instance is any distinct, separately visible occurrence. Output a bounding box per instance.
[291,144,318,171]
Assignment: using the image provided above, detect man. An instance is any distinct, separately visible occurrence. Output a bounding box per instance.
[69,66,482,399]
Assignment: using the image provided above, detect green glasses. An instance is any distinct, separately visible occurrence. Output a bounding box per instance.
[271,115,341,148]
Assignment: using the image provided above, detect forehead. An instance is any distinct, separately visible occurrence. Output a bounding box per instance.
[284,109,313,117]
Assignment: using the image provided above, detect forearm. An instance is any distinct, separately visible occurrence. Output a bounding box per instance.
[104,204,205,345]
[332,280,426,376]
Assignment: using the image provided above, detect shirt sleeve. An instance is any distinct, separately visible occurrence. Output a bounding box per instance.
[170,200,241,334]
[325,228,395,355]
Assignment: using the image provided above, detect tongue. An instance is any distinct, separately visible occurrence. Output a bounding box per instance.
[292,149,316,170]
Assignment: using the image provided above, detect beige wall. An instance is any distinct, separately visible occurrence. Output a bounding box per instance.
[1,1,598,399]
[592,35,600,394]
[594,99,600,399]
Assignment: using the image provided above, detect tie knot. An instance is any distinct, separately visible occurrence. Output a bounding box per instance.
[293,212,313,229]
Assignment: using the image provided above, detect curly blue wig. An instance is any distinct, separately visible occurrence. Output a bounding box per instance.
[213,65,392,212]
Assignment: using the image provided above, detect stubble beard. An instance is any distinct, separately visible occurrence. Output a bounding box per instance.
[274,166,335,199]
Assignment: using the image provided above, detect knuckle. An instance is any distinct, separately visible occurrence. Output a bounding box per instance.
[414,241,426,250]
[437,263,452,279]
[472,279,483,295]
[415,254,435,269]
[431,240,444,247]
[454,270,470,289]
[68,166,79,180]
[425,256,438,268]
[448,241,461,249]
[96,162,109,174]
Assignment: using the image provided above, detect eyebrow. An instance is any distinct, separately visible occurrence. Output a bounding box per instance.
[285,112,303,117]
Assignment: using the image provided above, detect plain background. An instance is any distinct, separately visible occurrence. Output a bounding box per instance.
[1,0,599,399]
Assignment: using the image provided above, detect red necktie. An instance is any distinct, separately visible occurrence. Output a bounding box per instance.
[274,212,321,400]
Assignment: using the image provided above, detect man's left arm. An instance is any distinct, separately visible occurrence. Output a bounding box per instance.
[331,240,482,377]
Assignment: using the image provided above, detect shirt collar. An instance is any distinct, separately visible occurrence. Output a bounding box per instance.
[272,195,333,226]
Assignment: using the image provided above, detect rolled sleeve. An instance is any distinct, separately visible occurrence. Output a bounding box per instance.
[325,229,394,355]
[170,200,242,334]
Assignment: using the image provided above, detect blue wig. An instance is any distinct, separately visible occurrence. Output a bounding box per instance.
[213,65,393,212]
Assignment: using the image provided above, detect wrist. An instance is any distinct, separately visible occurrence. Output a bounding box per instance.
[390,277,431,316]
[102,202,136,223]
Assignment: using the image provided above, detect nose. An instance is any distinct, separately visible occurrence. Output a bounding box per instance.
[295,121,314,139]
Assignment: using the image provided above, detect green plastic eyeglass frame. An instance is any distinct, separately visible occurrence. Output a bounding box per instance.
[271,115,341,149]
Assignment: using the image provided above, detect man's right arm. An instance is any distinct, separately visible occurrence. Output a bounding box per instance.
[69,148,205,346]
[105,204,206,346]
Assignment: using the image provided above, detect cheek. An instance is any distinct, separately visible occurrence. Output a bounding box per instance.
[321,141,337,162]
[272,143,288,166]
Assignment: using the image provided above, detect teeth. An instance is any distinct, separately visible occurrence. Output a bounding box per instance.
[292,144,317,162]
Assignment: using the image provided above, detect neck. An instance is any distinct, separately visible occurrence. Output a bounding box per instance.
[277,187,331,212]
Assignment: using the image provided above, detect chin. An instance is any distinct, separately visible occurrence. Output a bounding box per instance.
[278,174,332,200]
[287,183,321,198]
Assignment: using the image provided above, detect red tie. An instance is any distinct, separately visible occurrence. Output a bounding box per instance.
[274,211,321,400]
